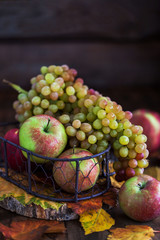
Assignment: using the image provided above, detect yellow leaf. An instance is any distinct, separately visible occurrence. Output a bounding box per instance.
[80,208,115,235]
[144,166,160,181]
[107,225,155,240]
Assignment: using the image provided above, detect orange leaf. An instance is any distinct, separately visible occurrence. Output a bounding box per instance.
[0,219,66,240]
[68,187,118,215]
[107,225,155,240]
[67,197,102,215]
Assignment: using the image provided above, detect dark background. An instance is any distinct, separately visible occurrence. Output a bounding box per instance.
[0,0,160,122]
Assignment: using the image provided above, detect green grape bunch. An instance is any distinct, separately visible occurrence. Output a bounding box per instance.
[5,64,149,182]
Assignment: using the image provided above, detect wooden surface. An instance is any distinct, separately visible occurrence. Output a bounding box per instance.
[0,201,160,240]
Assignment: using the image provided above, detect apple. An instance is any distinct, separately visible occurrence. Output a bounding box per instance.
[1,128,27,171]
[131,109,160,153]
[19,115,67,163]
[53,148,100,193]
[119,174,160,222]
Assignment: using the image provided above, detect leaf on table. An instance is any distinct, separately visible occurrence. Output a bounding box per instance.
[102,187,118,207]
[67,187,118,215]
[80,208,115,235]
[107,225,155,240]
[0,176,63,210]
[144,166,160,181]
[0,219,66,240]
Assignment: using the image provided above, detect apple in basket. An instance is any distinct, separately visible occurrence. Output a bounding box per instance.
[53,148,100,193]
[19,115,67,163]
[1,128,27,171]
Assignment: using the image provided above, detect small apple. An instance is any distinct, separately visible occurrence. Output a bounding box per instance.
[119,174,160,222]
[53,148,100,193]
[1,128,27,171]
[19,115,67,163]
[131,109,160,153]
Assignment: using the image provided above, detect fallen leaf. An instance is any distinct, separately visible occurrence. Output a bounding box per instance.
[144,166,160,181]
[80,208,115,235]
[0,219,66,240]
[0,176,63,210]
[67,187,118,215]
[107,225,155,240]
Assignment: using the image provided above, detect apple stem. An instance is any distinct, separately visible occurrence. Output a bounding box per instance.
[44,118,51,133]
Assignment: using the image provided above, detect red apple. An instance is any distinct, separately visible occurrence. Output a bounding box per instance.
[131,109,160,153]
[53,148,100,193]
[19,115,68,163]
[119,174,160,222]
[1,128,27,171]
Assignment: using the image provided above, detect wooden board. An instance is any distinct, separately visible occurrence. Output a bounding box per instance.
[0,196,78,221]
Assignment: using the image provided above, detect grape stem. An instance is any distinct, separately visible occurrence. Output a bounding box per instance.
[73,145,76,154]
[3,79,28,94]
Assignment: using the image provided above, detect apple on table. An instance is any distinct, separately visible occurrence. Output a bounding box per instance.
[119,174,160,222]
[131,109,160,153]
[53,148,100,193]
[1,128,27,172]
[19,115,68,163]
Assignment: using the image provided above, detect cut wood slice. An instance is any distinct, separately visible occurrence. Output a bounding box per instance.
[0,196,78,221]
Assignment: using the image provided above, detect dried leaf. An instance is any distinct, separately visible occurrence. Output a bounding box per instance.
[144,166,160,181]
[107,225,155,240]
[0,176,63,210]
[0,219,66,240]
[68,187,117,215]
[80,208,115,235]
[67,197,102,215]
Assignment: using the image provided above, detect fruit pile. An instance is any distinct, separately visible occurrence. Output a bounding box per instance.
[6,64,149,182]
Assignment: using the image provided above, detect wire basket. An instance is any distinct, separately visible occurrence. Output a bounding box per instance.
[0,122,115,202]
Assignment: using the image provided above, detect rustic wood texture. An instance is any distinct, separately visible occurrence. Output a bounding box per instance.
[0,41,159,91]
[0,197,78,221]
[0,0,159,40]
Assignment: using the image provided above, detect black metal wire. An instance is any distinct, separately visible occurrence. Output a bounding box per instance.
[0,122,115,202]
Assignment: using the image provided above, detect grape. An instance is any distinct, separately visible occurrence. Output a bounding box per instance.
[76,130,86,141]
[72,119,81,129]
[33,106,44,115]
[119,136,129,145]
[31,96,41,106]
[18,93,28,104]
[128,159,138,168]
[97,109,106,119]
[66,86,75,96]
[66,126,77,137]
[11,63,150,182]
[119,147,128,158]
[93,119,102,130]
[41,86,51,96]
[40,66,48,74]
[88,135,97,144]
[45,73,55,84]
[109,120,118,129]
[59,114,70,124]
[80,123,92,133]
[41,99,49,109]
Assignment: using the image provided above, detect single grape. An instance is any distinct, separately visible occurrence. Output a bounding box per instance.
[66,126,77,137]
[119,146,128,158]
[88,135,97,144]
[59,114,70,124]
[128,159,138,168]
[41,86,51,96]
[72,119,81,129]
[31,96,41,106]
[76,130,86,141]
[93,119,102,130]
[41,99,49,109]
[80,123,92,133]
[119,136,129,145]
[45,73,55,84]
[33,106,44,115]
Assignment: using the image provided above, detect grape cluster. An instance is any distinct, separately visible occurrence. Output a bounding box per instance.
[12,64,149,181]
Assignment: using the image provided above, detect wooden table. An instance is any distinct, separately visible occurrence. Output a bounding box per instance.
[0,201,160,240]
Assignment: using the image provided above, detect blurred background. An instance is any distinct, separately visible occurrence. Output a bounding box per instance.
[0,0,160,122]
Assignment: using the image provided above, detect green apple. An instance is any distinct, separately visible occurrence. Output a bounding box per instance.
[19,115,67,163]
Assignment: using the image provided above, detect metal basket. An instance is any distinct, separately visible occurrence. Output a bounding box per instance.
[0,122,115,202]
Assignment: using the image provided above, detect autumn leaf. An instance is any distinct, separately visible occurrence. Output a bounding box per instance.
[144,166,160,181]
[102,187,118,207]
[0,176,63,210]
[107,225,155,240]
[0,219,66,240]
[80,208,115,235]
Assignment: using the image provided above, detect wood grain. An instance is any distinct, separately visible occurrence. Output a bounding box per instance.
[0,0,159,40]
